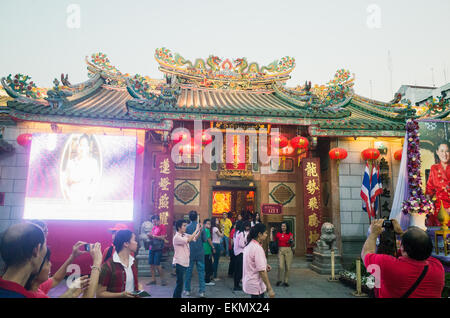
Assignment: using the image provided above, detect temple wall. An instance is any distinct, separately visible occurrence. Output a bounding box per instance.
[0,122,146,234]
[337,137,403,239]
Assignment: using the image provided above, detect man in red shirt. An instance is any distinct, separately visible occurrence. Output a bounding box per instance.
[0,223,47,298]
[147,215,167,286]
[362,219,445,298]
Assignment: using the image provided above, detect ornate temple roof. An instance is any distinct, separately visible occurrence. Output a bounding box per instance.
[1,49,448,136]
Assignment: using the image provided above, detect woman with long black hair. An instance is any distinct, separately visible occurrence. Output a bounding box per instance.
[233,220,251,291]
[242,223,275,298]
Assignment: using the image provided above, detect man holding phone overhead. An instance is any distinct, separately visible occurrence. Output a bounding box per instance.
[183,211,208,298]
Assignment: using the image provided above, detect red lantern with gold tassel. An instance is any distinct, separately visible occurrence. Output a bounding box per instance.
[361,148,380,161]
[290,136,309,166]
[329,147,348,174]
[279,145,295,169]
[394,149,402,161]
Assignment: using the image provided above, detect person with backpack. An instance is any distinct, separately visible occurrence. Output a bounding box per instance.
[97,230,142,298]
[147,215,167,286]
[102,223,128,264]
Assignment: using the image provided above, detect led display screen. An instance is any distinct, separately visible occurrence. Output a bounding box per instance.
[23,133,136,220]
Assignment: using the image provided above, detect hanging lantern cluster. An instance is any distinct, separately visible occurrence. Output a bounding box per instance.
[17,133,32,147]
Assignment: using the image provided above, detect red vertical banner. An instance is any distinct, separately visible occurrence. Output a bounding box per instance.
[301,157,323,250]
[154,153,174,245]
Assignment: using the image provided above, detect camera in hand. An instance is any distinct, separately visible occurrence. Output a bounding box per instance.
[84,243,91,251]
[382,219,393,229]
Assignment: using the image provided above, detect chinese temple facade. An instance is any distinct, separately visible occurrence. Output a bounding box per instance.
[1,48,448,259]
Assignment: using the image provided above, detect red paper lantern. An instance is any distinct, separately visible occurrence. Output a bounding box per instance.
[17,133,32,147]
[394,149,402,161]
[137,143,144,155]
[329,148,348,160]
[290,136,309,149]
[273,134,289,149]
[361,148,380,161]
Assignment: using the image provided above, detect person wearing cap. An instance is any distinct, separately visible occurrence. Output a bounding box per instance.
[102,223,128,264]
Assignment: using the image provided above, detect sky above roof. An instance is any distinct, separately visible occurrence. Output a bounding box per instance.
[1,0,449,102]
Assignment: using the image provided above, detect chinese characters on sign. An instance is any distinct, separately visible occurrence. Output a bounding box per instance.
[301,158,323,250]
[154,155,174,230]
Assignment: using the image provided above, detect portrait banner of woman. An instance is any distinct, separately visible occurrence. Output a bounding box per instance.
[60,134,102,203]
[419,120,450,227]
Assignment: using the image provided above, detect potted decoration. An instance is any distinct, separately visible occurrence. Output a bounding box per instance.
[401,119,434,230]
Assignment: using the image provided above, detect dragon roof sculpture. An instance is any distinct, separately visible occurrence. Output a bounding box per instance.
[154,47,296,90]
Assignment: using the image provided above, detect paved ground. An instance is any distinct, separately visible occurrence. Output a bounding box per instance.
[48,256,360,298]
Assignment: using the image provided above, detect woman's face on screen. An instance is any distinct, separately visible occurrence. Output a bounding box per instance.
[436,144,450,164]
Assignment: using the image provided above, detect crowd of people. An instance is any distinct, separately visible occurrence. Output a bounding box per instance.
[0,210,446,298]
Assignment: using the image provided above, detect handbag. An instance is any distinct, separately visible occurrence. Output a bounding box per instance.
[269,240,279,255]
[150,238,165,251]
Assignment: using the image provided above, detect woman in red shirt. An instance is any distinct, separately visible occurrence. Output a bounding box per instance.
[426,142,450,226]
[270,222,294,287]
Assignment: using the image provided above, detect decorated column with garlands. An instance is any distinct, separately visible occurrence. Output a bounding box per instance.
[401,119,434,230]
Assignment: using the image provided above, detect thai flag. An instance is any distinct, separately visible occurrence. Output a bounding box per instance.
[360,162,372,219]
[371,164,383,217]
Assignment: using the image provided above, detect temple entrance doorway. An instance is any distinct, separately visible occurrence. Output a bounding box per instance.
[212,187,256,221]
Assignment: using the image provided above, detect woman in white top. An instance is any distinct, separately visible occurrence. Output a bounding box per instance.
[211,217,224,281]
[233,220,251,291]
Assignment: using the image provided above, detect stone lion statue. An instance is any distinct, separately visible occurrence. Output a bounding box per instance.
[316,222,337,251]
[139,220,153,250]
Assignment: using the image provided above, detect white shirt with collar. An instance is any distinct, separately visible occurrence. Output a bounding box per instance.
[112,251,135,293]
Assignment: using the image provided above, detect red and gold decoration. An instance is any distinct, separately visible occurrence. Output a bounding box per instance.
[17,133,32,147]
[301,158,323,251]
[225,134,246,170]
[361,148,380,161]
[394,149,402,161]
[212,191,232,216]
[329,147,348,174]
[154,153,174,240]
[290,136,309,166]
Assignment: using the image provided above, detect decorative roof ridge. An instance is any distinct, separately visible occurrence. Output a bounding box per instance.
[349,98,407,121]
[101,83,129,91]
[179,85,275,94]
[154,47,295,90]
[1,76,49,106]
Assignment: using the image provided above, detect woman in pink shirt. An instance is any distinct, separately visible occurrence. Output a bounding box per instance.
[243,223,275,298]
[172,219,202,298]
